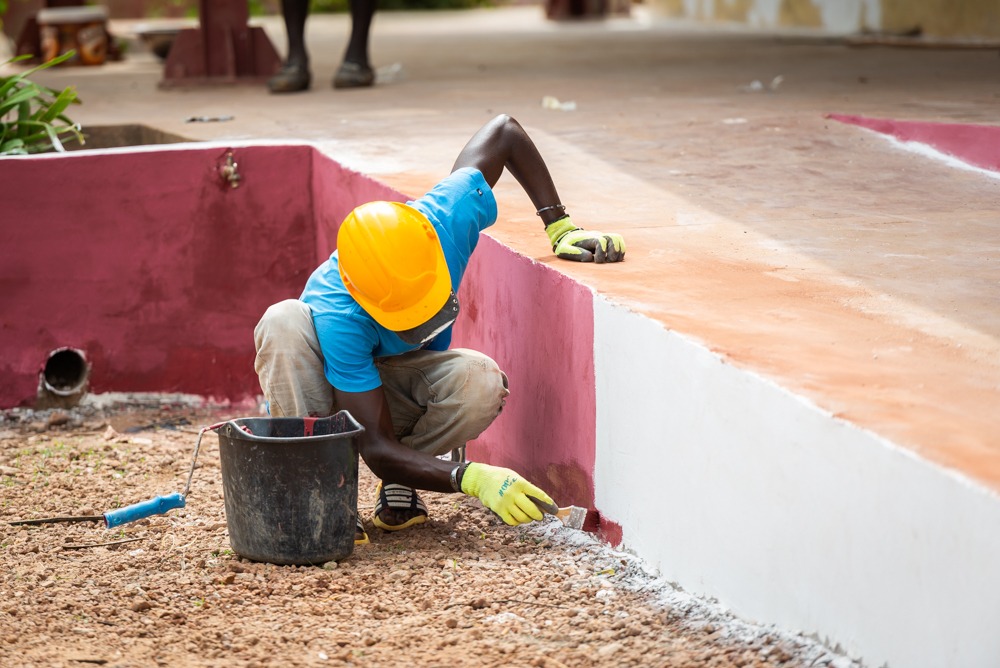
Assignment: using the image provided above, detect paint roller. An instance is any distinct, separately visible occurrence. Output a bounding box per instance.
[9,422,224,529]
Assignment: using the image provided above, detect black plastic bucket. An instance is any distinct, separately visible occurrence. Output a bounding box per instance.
[217,411,364,565]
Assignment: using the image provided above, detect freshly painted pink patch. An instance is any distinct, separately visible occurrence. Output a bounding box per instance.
[597,517,623,547]
[454,238,598,509]
[828,113,1000,173]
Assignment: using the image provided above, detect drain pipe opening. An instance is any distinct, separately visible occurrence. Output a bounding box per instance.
[37,347,91,409]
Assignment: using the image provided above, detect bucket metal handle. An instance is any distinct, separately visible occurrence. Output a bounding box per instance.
[183,421,228,498]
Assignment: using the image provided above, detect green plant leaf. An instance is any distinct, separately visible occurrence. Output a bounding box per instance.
[14,124,81,151]
[37,87,78,124]
[54,122,84,148]
[0,57,36,96]
[5,121,54,147]
[0,85,41,118]
[0,138,27,156]
[44,123,66,152]
[0,51,82,155]
[4,51,77,81]
[0,76,27,100]
[16,100,31,138]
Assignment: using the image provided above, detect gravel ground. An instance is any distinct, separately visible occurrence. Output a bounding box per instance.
[0,397,862,668]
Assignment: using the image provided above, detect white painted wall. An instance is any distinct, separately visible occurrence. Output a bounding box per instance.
[674,0,881,33]
[592,296,1000,668]
[748,0,880,32]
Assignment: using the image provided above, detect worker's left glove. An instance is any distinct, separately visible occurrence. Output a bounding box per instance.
[460,463,554,526]
[545,216,626,264]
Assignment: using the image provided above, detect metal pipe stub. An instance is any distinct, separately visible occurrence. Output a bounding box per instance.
[36,347,90,409]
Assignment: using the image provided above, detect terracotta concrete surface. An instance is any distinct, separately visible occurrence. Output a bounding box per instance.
[11,6,999,492]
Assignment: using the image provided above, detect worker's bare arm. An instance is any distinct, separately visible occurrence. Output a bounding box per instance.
[451,114,568,226]
[452,114,625,263]
[333,386,456,493]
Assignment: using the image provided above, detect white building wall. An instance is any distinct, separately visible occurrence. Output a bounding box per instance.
[666,0,882,34]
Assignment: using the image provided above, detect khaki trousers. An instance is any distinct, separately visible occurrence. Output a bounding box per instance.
[253,299,509,458]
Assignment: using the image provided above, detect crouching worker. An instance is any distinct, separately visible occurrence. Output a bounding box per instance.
[254,114,626,544]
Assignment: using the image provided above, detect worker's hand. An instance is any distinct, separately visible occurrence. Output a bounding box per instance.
[461,463,555,526]
[545,216,626,264]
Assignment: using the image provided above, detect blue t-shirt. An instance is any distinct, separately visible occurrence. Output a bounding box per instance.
[300,167,498,393]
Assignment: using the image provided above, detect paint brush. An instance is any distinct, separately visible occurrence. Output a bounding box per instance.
[528,496,595,531]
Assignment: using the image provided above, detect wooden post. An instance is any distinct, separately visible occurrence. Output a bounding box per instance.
[160,0,280,87]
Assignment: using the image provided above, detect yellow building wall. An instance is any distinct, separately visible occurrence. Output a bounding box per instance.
[650,0,1000,39]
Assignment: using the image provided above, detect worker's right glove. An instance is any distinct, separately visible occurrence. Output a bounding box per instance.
[460,462,554,526]
[545,216,626,264]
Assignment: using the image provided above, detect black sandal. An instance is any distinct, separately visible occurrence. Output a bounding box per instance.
[268,62,311,93]
[355,516,370,545]
[372,482,428,531]
[333,61,375,89]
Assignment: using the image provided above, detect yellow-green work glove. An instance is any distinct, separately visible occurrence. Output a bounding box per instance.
[461,463,555,526]
[545,216,626,264]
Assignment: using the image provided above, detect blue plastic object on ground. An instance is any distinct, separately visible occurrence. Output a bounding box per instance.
[103,492,186,528]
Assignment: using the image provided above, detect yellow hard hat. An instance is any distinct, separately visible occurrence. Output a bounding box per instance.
[337,201,451,331]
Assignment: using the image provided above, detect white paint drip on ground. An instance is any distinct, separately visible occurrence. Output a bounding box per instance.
[522,518,864,667]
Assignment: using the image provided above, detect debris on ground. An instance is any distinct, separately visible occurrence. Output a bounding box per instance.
[542,95,578,111]
[739,75,784,93]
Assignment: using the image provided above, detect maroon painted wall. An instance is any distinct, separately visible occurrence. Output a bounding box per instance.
[310,151,407,264]
[453,239,598,509]
[0,144,380,407]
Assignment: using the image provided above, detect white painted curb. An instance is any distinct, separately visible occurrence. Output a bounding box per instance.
[593,295,1000,668]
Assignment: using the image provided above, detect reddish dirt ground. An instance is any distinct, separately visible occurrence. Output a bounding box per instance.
[1,399,860,668]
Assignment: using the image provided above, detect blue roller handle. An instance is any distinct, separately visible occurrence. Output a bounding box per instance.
[103,493,186,528]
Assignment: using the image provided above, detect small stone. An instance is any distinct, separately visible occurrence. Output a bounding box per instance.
[130,600,152,613]
[46,412,71,427]
[597,642,623,658]
[322,562,339,571]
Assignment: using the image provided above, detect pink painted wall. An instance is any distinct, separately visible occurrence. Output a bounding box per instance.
[829,114,1000,173]
[310,152,407,265]
[0,145,386,407]
[453,239,598,509]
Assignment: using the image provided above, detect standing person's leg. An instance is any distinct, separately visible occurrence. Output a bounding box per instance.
[268,0,313,93]
[334,0,377,88]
